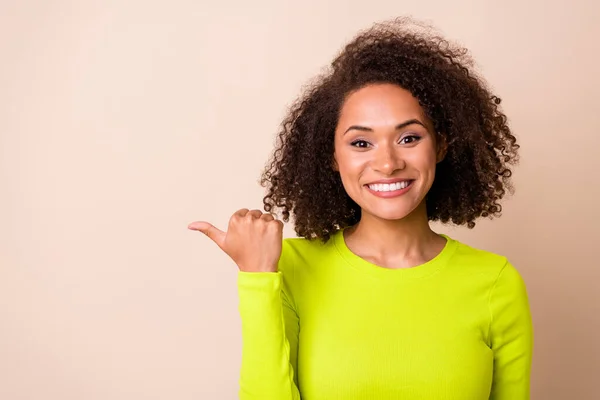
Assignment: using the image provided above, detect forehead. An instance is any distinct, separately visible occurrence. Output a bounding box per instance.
[338,83,425,125]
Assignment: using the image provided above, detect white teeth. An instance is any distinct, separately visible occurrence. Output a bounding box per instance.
[368,181,411,192]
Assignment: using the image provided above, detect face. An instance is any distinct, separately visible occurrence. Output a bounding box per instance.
[333,83,445,222]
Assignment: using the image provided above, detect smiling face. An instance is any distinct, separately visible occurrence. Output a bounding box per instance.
[333,83,445,222]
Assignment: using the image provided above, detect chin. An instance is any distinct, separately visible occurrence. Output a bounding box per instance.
[358,196,427,222]
[364,206,418,222]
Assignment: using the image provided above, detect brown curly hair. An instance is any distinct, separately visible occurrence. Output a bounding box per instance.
[261,17,519,242]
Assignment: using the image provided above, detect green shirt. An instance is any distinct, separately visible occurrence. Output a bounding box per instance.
[237,230,533,399]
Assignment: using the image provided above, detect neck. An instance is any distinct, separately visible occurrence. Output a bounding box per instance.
[344,202,444,267]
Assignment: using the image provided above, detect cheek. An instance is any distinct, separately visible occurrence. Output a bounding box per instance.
[335,154,367,194]
[334,146,353,171]
[336,153,368,181]
[407,147,438,172]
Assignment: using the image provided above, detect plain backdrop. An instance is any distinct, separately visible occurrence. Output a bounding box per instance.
[1,1,599,399]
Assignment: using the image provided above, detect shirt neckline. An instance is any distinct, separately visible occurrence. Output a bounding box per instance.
[332,227,458,279]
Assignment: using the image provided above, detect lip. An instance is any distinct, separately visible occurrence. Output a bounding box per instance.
[364,179,414,198]
[365,178,413,185]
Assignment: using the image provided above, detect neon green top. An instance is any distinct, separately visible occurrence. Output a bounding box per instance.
[237,231,533,399]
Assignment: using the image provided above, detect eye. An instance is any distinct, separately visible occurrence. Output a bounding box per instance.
[400,135,421,145]
[350,139,371,148]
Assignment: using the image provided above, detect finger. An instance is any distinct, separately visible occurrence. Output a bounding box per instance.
[187,221,226,248]
[260,213,275,221]
[233,208,250,218]
[247,209,263,219]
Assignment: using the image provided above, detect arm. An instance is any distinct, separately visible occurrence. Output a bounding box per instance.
[188,210,300,399]
[488,262,534,400]
[237,241,301,399]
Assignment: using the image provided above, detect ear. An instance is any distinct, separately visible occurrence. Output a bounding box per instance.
[332,153,339,171]
[436,133,448,163]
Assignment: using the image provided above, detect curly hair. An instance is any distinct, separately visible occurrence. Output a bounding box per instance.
[261,17,519,242]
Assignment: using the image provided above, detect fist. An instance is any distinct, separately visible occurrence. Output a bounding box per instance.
[188,209,283,273]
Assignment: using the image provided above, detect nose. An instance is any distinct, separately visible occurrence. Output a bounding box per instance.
[372,145,405,175]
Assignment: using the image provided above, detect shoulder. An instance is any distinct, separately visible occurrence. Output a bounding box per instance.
[277,234,342,279]
[279,236,333,271]
[446,236,526,286]
[277,236,337,304]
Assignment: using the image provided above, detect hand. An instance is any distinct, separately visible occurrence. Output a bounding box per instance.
[188,209,283,273]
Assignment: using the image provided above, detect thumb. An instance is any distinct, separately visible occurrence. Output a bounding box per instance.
[188,221,226,249]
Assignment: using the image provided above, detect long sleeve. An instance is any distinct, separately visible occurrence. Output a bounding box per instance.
[488,261,534,400]
[237,246,301,400]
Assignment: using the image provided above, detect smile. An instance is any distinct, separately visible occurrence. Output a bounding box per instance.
[365,180,414,198]
[367,180,411,192]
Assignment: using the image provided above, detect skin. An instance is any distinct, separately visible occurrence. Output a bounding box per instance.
[333,83,447,269]
[189,83,448,272]
[188,209,283,273]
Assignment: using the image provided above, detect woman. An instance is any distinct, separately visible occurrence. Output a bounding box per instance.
[189,18,533,400]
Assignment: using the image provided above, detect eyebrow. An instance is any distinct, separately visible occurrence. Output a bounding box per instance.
[343,119,426,135]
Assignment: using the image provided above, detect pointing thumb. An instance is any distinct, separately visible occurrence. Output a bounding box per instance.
[188,221,226,249]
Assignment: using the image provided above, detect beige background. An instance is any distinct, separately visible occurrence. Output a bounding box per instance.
[1,1,598,399]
